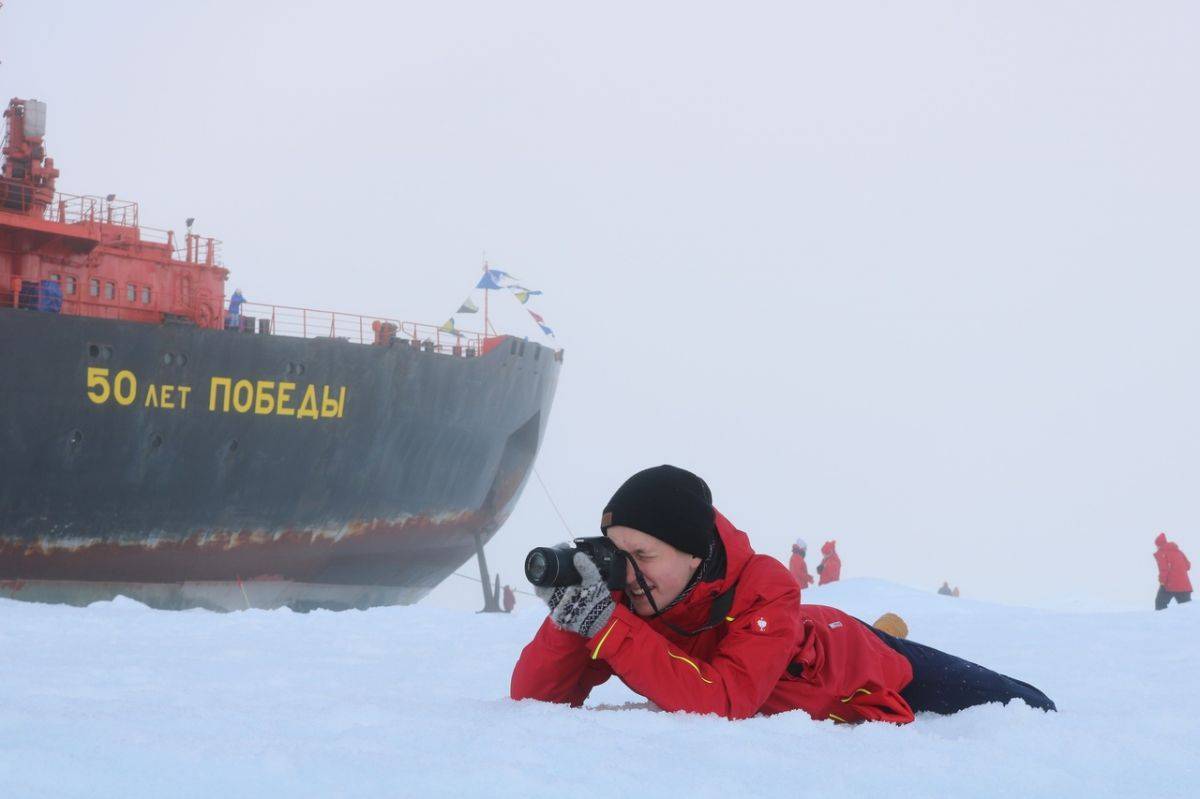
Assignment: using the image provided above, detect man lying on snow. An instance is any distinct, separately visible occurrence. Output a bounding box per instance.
[511,465,1056,723]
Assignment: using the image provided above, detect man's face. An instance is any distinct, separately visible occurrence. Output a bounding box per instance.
[606,525,702,617]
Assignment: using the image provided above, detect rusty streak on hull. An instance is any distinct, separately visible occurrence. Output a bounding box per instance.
[0,512,491,611]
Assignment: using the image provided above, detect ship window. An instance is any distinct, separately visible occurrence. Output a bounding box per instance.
[126,284,136,302]
[141,287,151,304]
[50,273,61,282]
[89,278,99,297]
[65,276,77,295]
[105,281,115,300]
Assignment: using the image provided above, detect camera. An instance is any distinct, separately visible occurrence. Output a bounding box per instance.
[524,537,627,589]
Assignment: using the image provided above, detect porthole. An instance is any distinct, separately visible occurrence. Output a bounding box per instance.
[228,439,239,453]
[177,353,187,367]
[149,433,163,449]
[88,344,100,358]
[163,353,174,366]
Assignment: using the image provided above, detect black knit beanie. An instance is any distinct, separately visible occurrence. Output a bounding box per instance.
[599,465,715,558]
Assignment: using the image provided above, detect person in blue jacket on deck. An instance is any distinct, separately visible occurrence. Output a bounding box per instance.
[225,288,245,329]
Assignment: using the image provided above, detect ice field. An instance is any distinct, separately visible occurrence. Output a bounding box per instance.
[0,578,1196,798]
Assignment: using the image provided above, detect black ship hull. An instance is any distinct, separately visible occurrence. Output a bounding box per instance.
[0,308,560,610]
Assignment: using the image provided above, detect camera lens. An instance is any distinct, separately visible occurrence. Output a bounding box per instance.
[525,544,583,587]
[525,550,550,585]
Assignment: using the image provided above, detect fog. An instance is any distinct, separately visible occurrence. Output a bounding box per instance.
[4,1,1198,606]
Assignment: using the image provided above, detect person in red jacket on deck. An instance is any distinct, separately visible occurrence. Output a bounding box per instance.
[510,465,1055,723]
[817,539,841,585]
[1154,532,1192,610]
[788,538,814,599]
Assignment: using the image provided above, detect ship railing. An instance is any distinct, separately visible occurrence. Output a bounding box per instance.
[0,177,224,266]
[1,276,495,354]
[0,177,140,228]
[48,191,140,229]
[236,301,488,354]
[136,226,224,266]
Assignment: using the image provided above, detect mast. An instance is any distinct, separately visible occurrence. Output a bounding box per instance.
[482,257,489,343]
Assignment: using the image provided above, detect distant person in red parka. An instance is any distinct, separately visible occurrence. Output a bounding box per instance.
[788,538,814,598]
[1154,532,1192,610]
[511,465,1055,722]
[816,539,841,585]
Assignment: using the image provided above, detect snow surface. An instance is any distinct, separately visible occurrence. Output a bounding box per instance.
[1,578,1196,798]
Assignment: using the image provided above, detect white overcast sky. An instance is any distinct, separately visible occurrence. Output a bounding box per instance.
[3,1,1198,606]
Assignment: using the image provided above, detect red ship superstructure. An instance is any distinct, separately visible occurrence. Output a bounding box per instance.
[1,97,228,327]
[0,94,562,612]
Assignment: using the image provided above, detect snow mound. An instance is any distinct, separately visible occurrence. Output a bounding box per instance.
[0,579,1195,798]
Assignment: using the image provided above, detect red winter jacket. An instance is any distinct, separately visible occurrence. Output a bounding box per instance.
[789,551,814,594]
[1155,533,1193,592]
[818,540,841,585]
[510,511,915,723]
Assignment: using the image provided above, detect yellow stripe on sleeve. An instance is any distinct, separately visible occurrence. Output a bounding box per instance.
[666,649,714,684]
[841,687,872,703]
[590,621,618,660]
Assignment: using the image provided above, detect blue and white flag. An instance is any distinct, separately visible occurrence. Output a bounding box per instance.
[475,269,518,290]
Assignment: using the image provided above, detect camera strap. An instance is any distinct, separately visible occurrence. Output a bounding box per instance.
[628,558,737,638]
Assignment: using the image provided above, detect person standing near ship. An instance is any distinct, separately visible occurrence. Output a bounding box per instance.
[788,538,813,599]
[816,539,841,585]
[1153,532,1192,610]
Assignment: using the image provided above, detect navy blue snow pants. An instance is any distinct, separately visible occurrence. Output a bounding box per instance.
[868,626,1057,715]
[1155,586,1192,610]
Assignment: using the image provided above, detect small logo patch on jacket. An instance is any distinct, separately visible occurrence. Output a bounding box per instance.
[829,621,843,629]
[755,617,768,632]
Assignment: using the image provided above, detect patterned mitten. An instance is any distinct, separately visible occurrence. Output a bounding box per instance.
[535,552,615,638]
[534,541,573,613]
